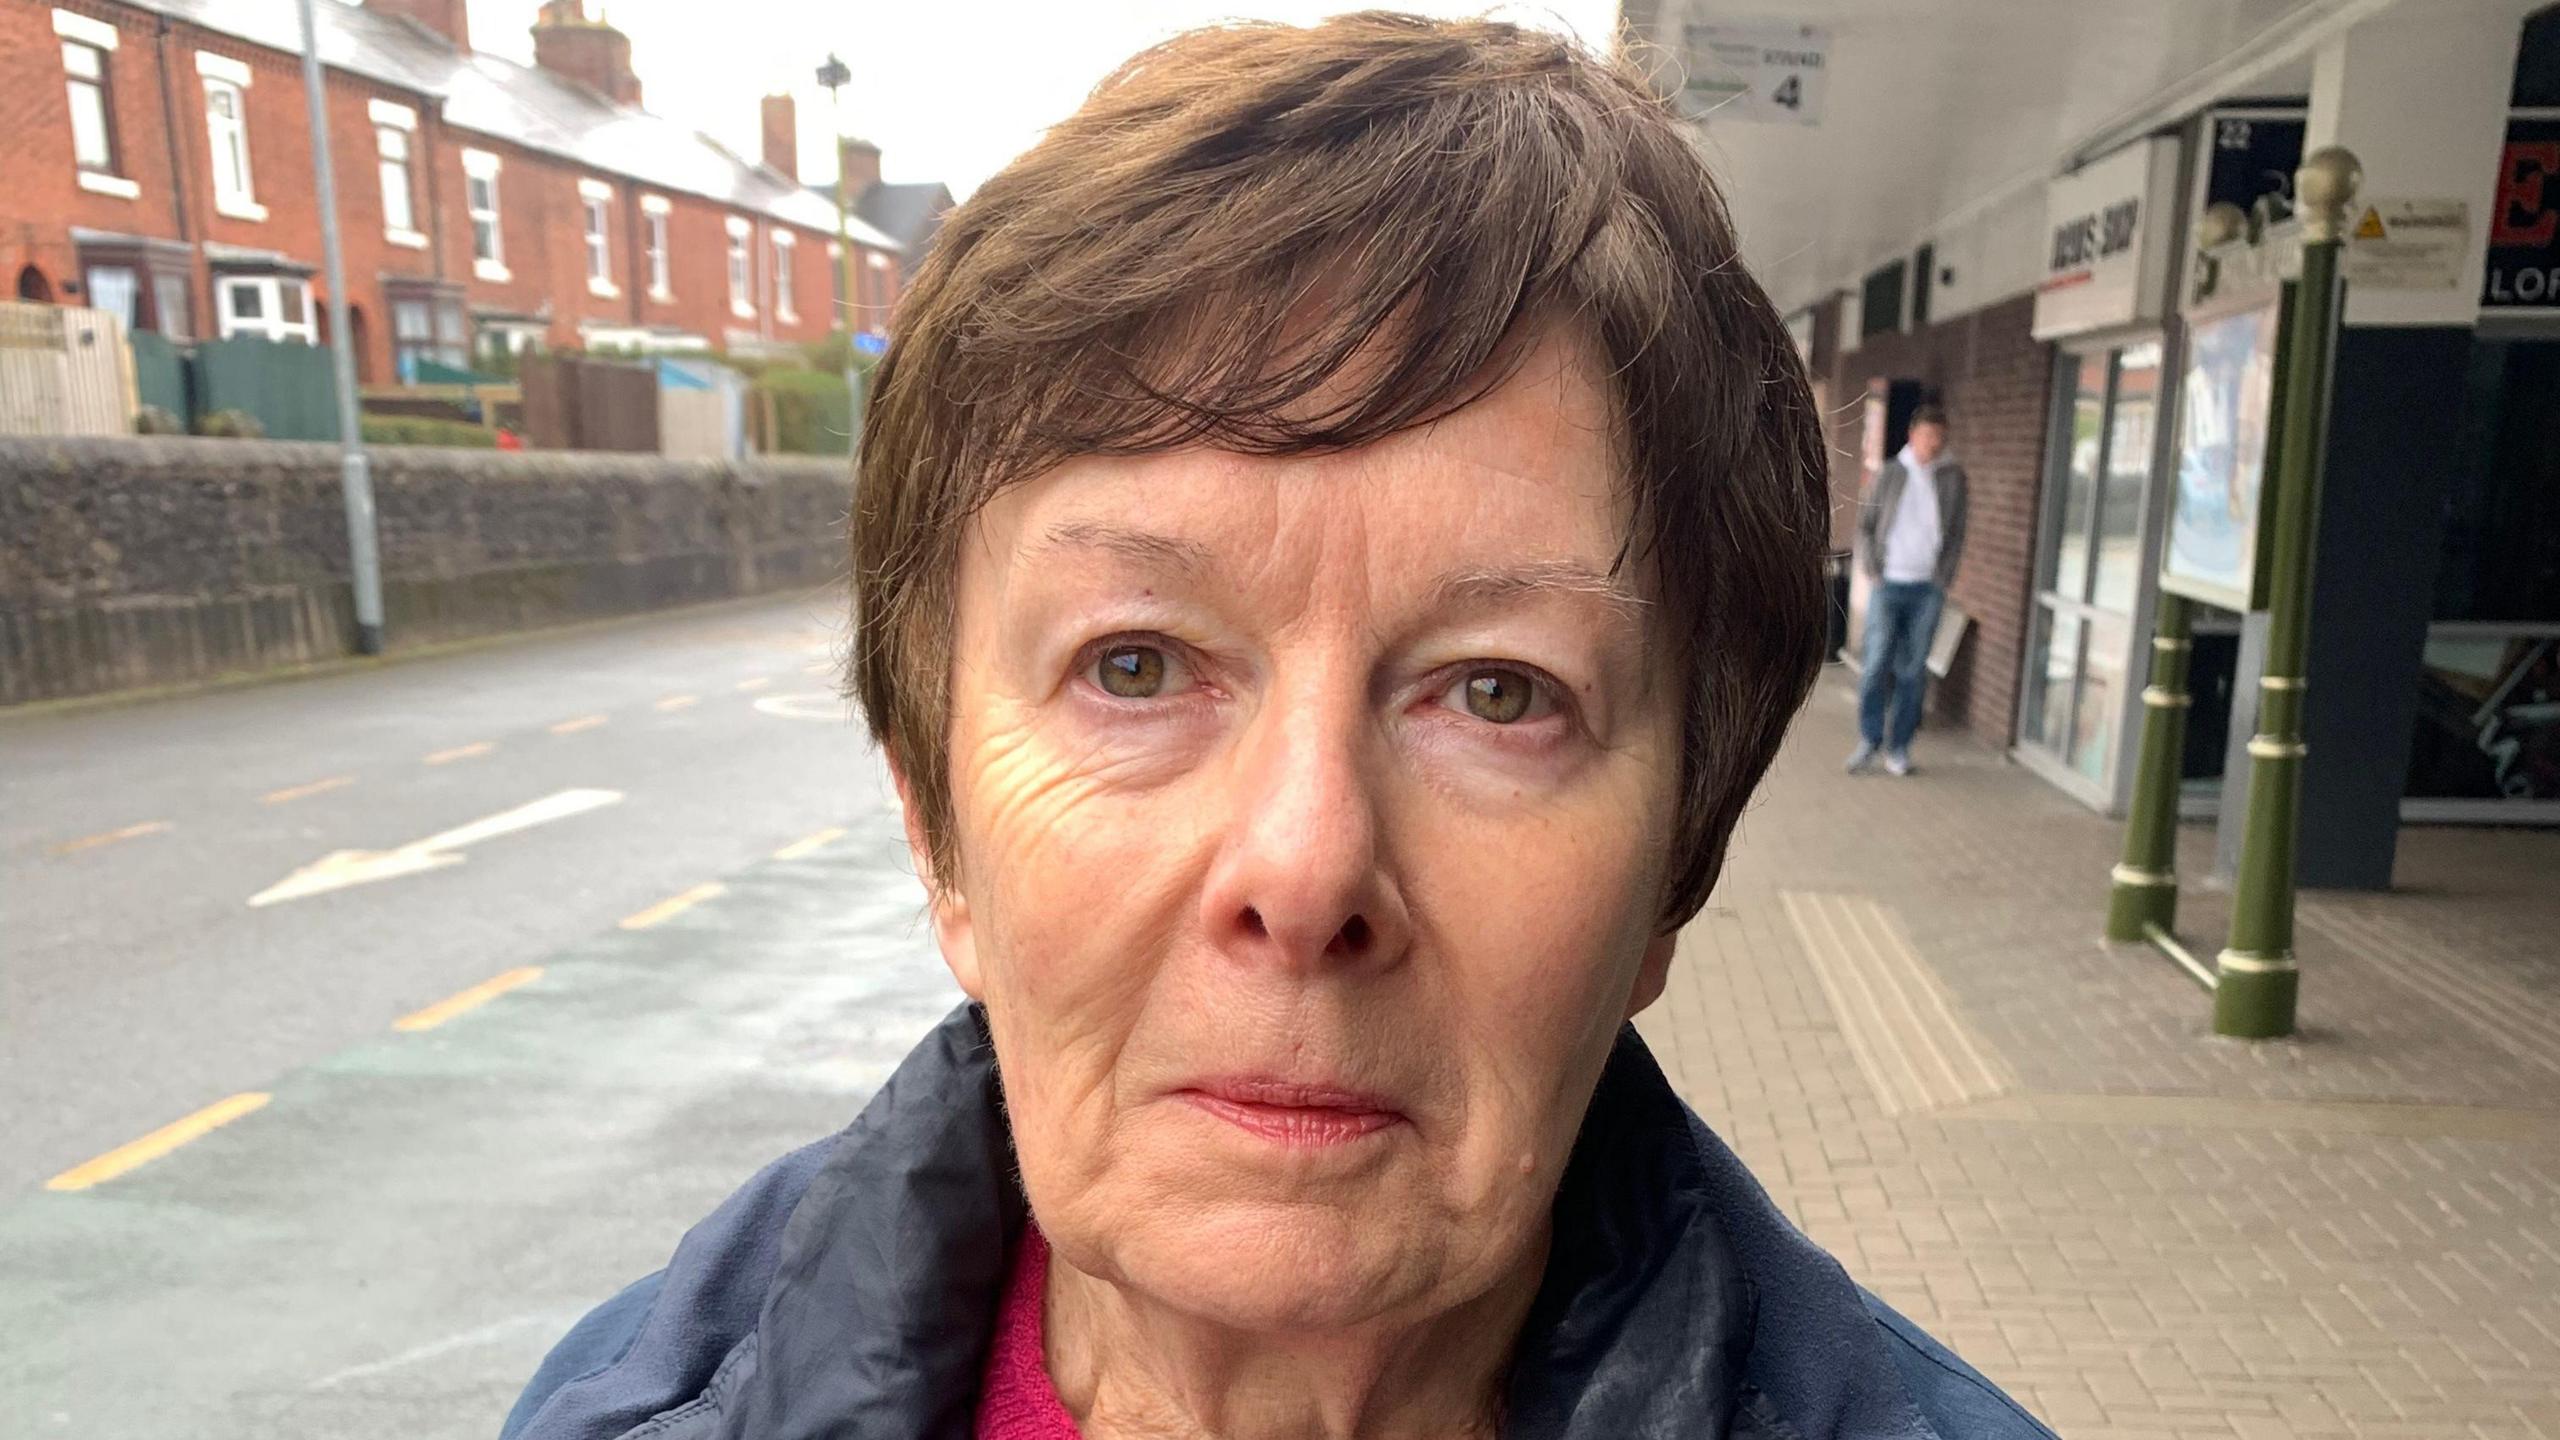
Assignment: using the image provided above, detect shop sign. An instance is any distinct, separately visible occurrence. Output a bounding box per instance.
[2205,111,2305,218]
[2341,198,2470,290]
[2033,137,2180,340]
[1679,18,1828,126]
[2484,117,2560,310]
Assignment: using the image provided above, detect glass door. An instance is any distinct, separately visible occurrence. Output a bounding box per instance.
[2021,340,2162,797]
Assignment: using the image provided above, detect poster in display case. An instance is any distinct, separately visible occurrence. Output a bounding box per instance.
[2161,287,2285,610]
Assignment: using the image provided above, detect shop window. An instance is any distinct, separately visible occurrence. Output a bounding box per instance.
[1859,260,1906,340]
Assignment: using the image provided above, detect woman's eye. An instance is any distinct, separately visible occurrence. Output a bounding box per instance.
[1442,667,1551,725]
[1092,643,1175,699]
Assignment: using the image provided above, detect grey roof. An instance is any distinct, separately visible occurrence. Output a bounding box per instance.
[853,181,952,275]
[121,0,903,252]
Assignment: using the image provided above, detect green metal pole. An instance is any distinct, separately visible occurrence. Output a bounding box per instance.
[2215,147,2360,1039]
[2108,590,2193,942]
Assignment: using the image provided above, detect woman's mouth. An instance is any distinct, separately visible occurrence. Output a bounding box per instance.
[1176,1078,1407,1146]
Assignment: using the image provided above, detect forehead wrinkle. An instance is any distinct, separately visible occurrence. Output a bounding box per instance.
[1029,519,1217,579]
[1432,560,1650,627]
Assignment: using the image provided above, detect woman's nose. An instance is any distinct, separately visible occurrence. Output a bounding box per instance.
[1196,700,1410,972]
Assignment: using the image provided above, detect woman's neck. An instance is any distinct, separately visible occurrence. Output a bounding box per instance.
[1039,1230,1548,1440]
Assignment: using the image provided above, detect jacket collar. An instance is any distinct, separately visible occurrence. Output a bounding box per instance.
[728,1006,1761,1438]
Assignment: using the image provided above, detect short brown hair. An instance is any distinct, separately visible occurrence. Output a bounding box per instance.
[851,12,1827,929]
[1911,403,1950,429]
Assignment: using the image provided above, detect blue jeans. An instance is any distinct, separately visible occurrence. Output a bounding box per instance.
[1859,580,1944,750]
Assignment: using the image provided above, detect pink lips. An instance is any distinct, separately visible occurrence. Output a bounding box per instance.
[1178,1078,1406,1146]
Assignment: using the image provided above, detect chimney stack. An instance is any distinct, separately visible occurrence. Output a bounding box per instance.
[838,137,882,198]
[761,94,798,182]
[531,0,642,108]
[367,0,470,53]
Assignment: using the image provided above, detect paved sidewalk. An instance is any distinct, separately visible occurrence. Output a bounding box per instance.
[1641,673,2560,1440]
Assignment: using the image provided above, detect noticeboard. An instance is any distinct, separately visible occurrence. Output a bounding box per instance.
[2161,287,2285,611]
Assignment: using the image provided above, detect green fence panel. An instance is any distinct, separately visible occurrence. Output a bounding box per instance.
[129,330,188,424]
[193,337,340,441]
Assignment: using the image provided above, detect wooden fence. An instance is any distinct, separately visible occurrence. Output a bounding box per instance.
[0,302,136,437]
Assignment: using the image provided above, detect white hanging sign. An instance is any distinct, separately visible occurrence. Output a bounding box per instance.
[1679,19,1829,127]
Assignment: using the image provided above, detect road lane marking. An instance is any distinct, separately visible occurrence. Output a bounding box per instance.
[754,692,848,722]
[46,1092,270,1191]
[51,820,172,856]
[394,967,543,1032]
[249,788,625,907]
[773,826,847,861]
[261,775,354,805]
[735,676,773,692]
[549,714,608,735]
[655,694,699,712]
[423,741,496,765]
[620,882,726,930]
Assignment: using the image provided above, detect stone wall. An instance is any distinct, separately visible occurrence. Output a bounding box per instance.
[0,438,853,705]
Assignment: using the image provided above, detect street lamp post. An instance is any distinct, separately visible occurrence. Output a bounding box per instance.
[817,53,861,458]
[298,0,385,654]
[2214,146,2361,1039]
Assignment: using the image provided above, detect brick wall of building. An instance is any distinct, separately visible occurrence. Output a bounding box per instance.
[1,3,188,304]
[6,0,889,380]
[1825,294,2055,749]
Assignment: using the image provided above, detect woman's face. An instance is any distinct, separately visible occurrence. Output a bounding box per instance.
[915,332,1685,1334]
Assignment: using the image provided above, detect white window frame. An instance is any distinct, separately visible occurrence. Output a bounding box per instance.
[725,215,755,319]
[371,99,423,248]
[463,148,507,282]
[771,230,797,322]
[197,52,264,222]
[56,13,137,197]
[215,274,315,343]
[580,178,618,297]
[641,194,672,300]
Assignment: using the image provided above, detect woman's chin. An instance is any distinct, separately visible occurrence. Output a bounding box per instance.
[1066,1202,1448,1334]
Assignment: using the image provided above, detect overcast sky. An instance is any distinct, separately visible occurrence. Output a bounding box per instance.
[458,1,1623,196]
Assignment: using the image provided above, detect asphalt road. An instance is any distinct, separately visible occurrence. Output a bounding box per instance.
[1,591,883,1194]
[0,592,963,1436]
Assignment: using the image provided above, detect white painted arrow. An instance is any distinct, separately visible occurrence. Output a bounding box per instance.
[249,788,624,908]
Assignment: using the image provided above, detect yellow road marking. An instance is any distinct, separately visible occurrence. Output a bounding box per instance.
[735,676,772,692]
[393,966,544,1033]
[772,826,847,861]
[261,775,354,805]
[51,820,172,856]
[549,714,608,735]
[46,1092,270,1192]
[423,741,495,765]
[655,694,699,712]
[620,882,725,930]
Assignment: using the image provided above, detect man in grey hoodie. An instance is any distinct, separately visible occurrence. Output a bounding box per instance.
[1850,404,1966,776]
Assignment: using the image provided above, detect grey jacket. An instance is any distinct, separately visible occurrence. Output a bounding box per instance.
[1857,458,1968,589]
[501,1004,2053,1440]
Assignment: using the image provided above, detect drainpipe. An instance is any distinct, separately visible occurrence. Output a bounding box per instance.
[152,17,197,329]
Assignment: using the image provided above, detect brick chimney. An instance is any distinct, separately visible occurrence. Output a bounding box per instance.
[531,0,642,108]
[367,0,471,52]
[760,94,798,181]
[838,137,881,198]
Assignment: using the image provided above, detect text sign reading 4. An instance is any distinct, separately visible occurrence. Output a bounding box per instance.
[1679,19,1829,127]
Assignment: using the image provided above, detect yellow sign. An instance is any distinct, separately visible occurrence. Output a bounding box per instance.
[2354,207,2387,240]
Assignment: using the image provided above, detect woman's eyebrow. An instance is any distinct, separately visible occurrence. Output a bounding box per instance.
[1431,561,1649,624]
[1031,521,1216,578]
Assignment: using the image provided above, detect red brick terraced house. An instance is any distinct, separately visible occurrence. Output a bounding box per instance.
[1,0,912,386]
